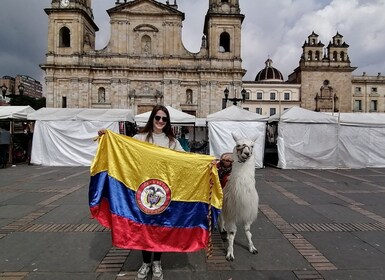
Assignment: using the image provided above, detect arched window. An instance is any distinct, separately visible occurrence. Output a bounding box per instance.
[186,89,193,104]
[340,51,345,61]
[141,35,151,54]
[59,26,71,48]
[333,51,338,61]
[315,51,320,60]
[219,32,230,52]
[98,87,105,103]
[307,50,312,60]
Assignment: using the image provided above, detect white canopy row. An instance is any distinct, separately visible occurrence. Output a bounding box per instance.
[268,106,385,169]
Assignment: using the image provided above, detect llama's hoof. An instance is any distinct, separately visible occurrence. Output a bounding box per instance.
[249,247,258,254]
[225,253,234,261]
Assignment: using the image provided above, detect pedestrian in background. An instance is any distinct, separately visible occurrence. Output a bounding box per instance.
[0,124,11,168]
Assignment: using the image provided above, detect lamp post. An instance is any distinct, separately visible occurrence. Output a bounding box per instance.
[18,83,24,95]
[223,87,246,106]
[1,84,7,99]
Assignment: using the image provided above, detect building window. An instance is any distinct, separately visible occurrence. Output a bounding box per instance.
[59,27,71,48]
[370,100,378,112]
[315,51,320,60]
[243,107,249,111]
[333,51,337,61]
[269,108,276,116]
[219,32,230,52]
[355,87,361,93]
[256,108,262,114]
[354,100,362,111]
[243,91,250,100]
[256,92,263,100]
[284,92,290,100]
[98,87,106,103]
[307,50,312,60]
[371,87,378,93]
[62,96,67,108]
[270,92,276,100]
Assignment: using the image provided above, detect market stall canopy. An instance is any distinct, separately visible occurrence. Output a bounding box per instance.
[268,106,338,123]
[0,106,36,120]
[27,108,134,166]
[28,108,134,122]
[135,106,196,126]
[207,105,268,122]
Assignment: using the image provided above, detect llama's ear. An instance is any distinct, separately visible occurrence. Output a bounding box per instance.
[231,132,241,142]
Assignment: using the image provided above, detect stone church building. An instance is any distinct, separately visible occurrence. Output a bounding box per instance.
[42,0,246,116]
[42,0,385,117]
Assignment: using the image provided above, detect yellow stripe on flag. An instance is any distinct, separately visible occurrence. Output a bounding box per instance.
[91,130,222,209]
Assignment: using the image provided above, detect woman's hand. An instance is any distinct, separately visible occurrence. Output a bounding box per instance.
[98,129,106,136]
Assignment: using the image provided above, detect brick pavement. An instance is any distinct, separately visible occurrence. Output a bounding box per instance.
[1,165,385,279]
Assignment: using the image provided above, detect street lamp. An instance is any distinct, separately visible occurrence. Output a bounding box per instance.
[1,84,7,99]
[223,87,247,106]
[18,83,24,95]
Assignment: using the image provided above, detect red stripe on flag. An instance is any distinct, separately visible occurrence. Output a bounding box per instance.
[90,199,209,252]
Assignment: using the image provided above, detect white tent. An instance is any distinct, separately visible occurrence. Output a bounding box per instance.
[207,106,268,168]
[0,106,35,120]
[337,113,385,168]
[135,106,196,126]
[28,108,134,166]
[268,106,339,169]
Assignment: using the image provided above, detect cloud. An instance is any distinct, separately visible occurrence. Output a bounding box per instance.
[0,0,384,85]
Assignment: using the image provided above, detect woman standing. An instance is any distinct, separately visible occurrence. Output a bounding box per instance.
[99,105,184,280]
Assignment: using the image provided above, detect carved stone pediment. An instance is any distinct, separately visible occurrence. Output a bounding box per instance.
[109,0,184,17]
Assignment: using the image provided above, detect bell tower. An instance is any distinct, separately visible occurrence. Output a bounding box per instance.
[45,0,98,55]
[203,0,244,60]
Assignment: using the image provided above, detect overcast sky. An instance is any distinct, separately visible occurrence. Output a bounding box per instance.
[1,0,385,87]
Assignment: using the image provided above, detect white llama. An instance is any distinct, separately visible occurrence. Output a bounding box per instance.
[221,132,259,261]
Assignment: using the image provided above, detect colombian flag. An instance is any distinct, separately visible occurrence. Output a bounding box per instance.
[89,130,222,252]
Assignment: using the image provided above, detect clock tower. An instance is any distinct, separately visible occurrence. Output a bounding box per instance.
[45,0,98,55]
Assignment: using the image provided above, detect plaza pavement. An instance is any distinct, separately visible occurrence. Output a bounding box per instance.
[1,164,385,280]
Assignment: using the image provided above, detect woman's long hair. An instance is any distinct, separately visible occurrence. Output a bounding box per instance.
[139,105,176,144]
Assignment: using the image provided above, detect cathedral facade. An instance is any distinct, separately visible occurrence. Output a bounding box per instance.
[42,0,246,116]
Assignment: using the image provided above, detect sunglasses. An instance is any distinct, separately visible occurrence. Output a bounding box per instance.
[154,115,168,122]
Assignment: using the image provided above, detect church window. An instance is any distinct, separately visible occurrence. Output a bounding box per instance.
[270,92,276,100]
[340,51,345,61]
[315,51,320,60]
[354,100,362,111]
[370,100,378,111]
[284,92,290,100]
[59,27,71,48]
[98,87,106,103]
[244,91,250,100]
[307,51,312,60]
[256,92,263,100]
[371,87,377,93]
[332,51,337,61]
[141,35,151,54]
[62,96,67,108]
[219,32,230,52]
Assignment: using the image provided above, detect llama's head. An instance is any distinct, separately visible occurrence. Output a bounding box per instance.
[231,132,258,163]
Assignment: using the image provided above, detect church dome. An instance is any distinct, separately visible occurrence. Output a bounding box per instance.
[255,58,284,82]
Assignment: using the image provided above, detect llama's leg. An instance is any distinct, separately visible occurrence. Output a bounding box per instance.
[244,223,258,254]
[217,213,226,233]
[225,222,237,261]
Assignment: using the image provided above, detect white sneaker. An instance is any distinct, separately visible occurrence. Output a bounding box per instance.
[137,262,151,280]
[152,260,164,280]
